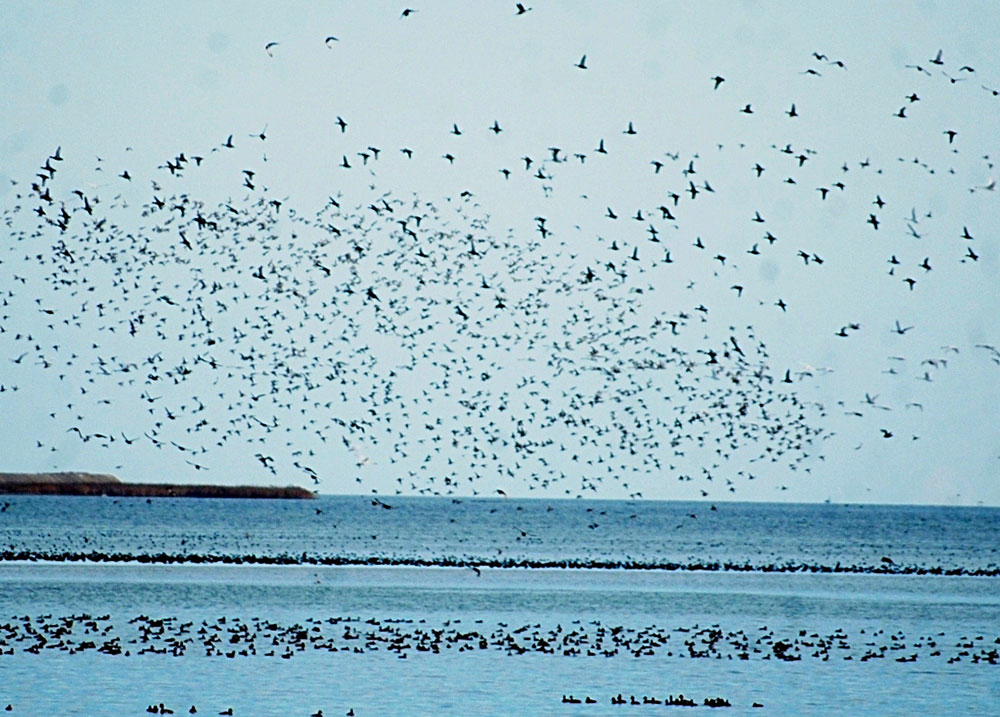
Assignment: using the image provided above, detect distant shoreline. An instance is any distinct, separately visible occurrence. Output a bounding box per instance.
[0,472,314,499]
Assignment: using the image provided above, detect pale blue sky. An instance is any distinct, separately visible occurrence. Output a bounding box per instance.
[2,2,999,504]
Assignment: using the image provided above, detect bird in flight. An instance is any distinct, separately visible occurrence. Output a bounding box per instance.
[325,36,339,47]
[575,55,587,70]
[401,8,418,18]
[265,42,279,57]
[711,75,725,89]
[515,2,532,14]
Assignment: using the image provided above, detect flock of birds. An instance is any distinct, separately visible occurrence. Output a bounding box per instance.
[1,612,997,665]
[0,700,340,717]
[2,6,997,499]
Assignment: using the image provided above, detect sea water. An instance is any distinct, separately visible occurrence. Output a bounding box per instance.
[0,496,997,714]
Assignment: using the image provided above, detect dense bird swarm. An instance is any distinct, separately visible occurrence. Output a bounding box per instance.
[1,19,997,499]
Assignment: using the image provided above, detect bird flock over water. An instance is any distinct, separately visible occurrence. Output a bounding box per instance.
[1,6,997,499]
[4,610,999,664]
[0,612,995,687]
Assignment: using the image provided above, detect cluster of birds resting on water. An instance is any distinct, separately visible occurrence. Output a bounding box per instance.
[2,612,997,665]
[1,9,997,499]
[1,608,997,711]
